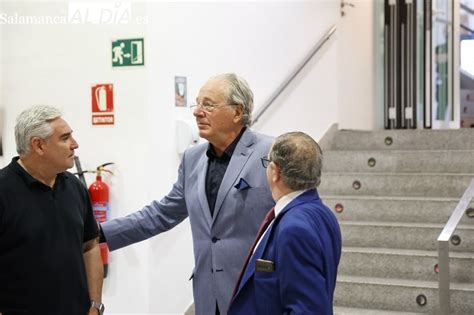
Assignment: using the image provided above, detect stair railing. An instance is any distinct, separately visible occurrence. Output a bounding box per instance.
[252,24,337,126]
[437,179,474,314]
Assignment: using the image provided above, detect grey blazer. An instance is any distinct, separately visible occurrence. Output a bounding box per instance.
[102,128,275,315]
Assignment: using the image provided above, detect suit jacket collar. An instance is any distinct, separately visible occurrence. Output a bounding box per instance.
[277,189,319,218]
[235,189,319,296]
[197,152,213,229]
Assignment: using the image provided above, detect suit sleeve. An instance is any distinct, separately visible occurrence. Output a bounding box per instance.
[276,223,331,314]
[101,153,189,251]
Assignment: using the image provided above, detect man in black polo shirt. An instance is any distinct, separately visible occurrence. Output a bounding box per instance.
[0,105,104,314]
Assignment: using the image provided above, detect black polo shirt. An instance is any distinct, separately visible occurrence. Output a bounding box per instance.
[0,157,99,314]
[205,127,246,217]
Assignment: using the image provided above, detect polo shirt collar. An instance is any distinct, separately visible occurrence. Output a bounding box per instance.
[10,156,68,188]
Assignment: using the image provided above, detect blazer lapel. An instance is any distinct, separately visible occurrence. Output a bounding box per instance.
[212,129,255,224]
[234,189,320,297]
[235,219,276,296]
[196,152,213,229]
[274,189,320,222]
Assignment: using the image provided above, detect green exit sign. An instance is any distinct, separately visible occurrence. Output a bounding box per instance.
[112,38,145,67]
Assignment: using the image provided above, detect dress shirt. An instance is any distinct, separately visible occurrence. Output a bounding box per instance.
[205,127,246,217]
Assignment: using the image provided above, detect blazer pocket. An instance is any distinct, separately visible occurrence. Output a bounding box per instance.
[254,273,279,314]
[254,270,276,278]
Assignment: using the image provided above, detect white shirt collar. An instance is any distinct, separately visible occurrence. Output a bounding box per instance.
[252,189,308,254]
[274,189,307,218]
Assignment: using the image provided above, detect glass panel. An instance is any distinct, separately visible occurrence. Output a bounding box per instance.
[460,38,474,128]
[460,0,474,128]
[433,0,452,122]
[433,0,450,120]
[416,0,425,126]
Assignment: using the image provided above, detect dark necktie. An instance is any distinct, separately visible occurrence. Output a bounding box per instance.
[231,207,275,299]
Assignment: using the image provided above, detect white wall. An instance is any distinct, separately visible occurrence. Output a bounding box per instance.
[0,1,378,314]
[0,1,4,166]
[337,0,381,130]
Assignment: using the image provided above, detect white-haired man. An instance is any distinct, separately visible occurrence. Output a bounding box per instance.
[101,73,275,315]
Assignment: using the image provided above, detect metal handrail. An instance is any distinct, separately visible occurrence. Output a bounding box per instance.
[252,24,337,126]
[437,179,474,314]
[461,3,474,15]
[461,23,474,35]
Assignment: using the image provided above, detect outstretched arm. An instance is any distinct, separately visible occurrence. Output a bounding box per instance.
[101,158,189,251]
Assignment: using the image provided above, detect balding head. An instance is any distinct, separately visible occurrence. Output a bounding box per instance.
[268,131,323,190]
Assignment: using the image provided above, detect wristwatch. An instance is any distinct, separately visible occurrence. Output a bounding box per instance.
[91,300,105,315]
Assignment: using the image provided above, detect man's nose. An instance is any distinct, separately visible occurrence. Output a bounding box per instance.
[193,107,205,117]
[71,137,79,149]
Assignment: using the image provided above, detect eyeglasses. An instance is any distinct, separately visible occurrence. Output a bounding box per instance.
[260,157,271,168]
[190,103,235,113]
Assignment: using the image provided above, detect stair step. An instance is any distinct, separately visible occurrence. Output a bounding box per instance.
[323,149,474,173]
[319,173,474,198]
[338,275,474,290]
[339,247,474,283]
[340,221,474,251]
[334,306,426,315]
[335,275,474,313]
[330,129,474,150]
[322,195,465,223]
[323,128,474,313]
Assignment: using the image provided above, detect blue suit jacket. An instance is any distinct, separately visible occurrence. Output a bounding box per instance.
[228,189,342,315]
[101,128,275,315]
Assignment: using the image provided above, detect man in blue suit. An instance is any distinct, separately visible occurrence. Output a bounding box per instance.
[228,131,342,315]
[100,73,275,315]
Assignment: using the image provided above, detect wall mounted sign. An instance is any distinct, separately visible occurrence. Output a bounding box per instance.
[112,38,145,67]
[175,76,187,107]
[92,83,114,125]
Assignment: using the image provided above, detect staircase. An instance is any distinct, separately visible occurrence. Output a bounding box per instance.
[318,126,474,314]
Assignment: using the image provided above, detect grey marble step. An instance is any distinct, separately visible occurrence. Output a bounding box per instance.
[335,275,474,314]
[339,247,474,283]
[322,195,473,224]
[340,221,474,252]
[329,129,474,151]
[334,306,426,315]
[319,173,474,198]
[323,149,474,173]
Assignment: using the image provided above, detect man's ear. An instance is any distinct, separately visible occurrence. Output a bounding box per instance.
[270,163,280,183]
[31,137,45,155]
[233,104,244,123]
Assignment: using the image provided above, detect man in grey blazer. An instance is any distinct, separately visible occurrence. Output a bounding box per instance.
[100,73,275,315]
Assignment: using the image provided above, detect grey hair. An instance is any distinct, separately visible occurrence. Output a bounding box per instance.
[269,131,323,190]
[211,73,254,126]
[15,105,62,156]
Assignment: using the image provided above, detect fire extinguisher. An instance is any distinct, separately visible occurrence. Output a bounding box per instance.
[88,162,114,278]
